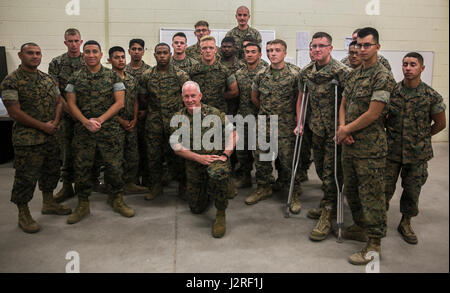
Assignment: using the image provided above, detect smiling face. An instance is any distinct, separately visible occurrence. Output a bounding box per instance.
[83,44,102,67]
[182,83,202,114]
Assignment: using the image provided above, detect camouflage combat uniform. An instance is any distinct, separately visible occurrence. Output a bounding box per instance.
[341,54,391,71]
[188,61,236,114]
[171,56,199,72]
[171,104,234,213]
[119,72,140,184]
[299,58,350,210]
[139,64,190,186]
[125,61,152,185]
[385,81,446,217]
[1,66,61,204]
[66,66,126,198]
[252,64,302,192]
[342,60,396,239]
[48,53,85,184]
[234,61,268,176]
[225,26,262,60]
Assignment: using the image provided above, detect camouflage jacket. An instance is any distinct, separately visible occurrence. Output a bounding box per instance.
[119,72,138,121]
[342,61,396,158]
[386,81,446,164]
[221,57,246,74]
[171,55,199,72]
[299,58,351,137]
[252,64,300,137]
[188,61,236,114]
[341,54,392,71]
[235,60,268,117]
[139,64,190,125]
[1,66,59,146]
[66,66,124,131]
[186,43,221,62]
[225,26,262,60]
[48,52,85,98]
[125,61,152,80]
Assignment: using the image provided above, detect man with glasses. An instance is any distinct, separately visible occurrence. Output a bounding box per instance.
[345,40,362,69]
[297,32,350,241]
[186,21,220,62]
[341,28,391,71]
[225,6,262,60]
[337,27,396,265]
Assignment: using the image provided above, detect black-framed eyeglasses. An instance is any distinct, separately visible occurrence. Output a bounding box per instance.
[195,29,209,33]
[310,44,331,49]
[355,43,377,49]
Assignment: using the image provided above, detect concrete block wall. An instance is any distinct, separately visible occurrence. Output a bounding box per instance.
[0,0,448,141]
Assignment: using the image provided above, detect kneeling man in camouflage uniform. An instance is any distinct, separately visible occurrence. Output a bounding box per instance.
[170,81,237,238]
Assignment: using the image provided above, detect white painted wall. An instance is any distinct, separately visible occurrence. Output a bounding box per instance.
[0,0,448,141]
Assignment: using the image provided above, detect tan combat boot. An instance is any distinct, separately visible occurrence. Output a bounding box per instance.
[310,207,332,241]
[42,192,72,215]
[112,193,135,217]
[124,182,149,194]
[145,183,163,201]
[289,191,302,214]
[397,215,418,244]
[212,209,226,238]
[245,186,273,205]
[67,198,90,224]
[349,237,381,265]
[53,182,75,203]
[307,208,322,220]
[234,172,252,189]
[17,204,40,233]
[342,223,368,242]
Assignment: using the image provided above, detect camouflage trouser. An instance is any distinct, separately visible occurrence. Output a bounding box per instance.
[122,128,139,184]
[312,133,343,209]
[255,135,302,194]
[60,114,102,184]
[11,140,60,205]
[185,160,230,213]
[137,115,149,184]
[236,124,255,174]
[385,159,428,217]
[73,126,124,198]
[342,154,387,239]
[300,121,313,176]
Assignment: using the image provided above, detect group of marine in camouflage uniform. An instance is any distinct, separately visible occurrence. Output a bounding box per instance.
[1,6,446,266]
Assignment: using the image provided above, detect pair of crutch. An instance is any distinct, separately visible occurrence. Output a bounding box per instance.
[285,80,344,243]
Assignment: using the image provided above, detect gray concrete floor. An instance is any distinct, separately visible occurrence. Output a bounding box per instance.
[0,143,448,273]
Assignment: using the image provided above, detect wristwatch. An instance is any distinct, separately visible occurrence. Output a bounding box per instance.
[221,152,230,160]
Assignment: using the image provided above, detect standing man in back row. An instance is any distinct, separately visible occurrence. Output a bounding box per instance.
[225,6,262,60]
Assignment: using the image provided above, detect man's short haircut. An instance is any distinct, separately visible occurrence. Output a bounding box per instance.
[357,27,379,44]
[221,37,235,45]
[243,36,258,44]
[236,5,250,14]
[83,40,101,51]
[172,32,187,41]
[64,28,81,38]
[244,42,261,53]
[200,35,216,44]
[349,40,357,48]
[155,42,171,52]
[108,46,125,57]
[267,39,287,50]
[129,39,145,49]
[352,28,362,35]
[182,80,201,94]
[312,32,333,44]
[404,52,424,66]
[20,42,39,52]
[194,20,209,28]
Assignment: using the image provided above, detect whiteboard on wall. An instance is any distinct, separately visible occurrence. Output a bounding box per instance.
[296,49,434,85]
[160,28,275,63]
